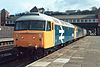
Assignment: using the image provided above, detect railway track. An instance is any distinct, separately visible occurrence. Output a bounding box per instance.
[0,48,48,67]
[0,44,63,67]
[0,53,36,67]
[0,38,15,64]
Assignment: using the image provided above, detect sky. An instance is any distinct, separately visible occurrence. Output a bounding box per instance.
[0,0,100,14]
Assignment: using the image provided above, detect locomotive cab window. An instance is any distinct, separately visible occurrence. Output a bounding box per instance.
[30,21,45,30]
[52,23,54,30]
[15,21,45,31]
[46,21,51,31]
[15,21,52,31]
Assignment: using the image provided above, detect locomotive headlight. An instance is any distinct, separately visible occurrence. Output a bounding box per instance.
[21,37,24,39]
[33,37,35,39]
[35,45,38,49]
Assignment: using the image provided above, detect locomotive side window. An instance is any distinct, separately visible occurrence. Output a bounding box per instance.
[46,21,51,31]
[52,23,54,30]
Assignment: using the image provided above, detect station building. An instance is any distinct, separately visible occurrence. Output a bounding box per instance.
[0,9,14,38]
[0,9,9,26]
[52,12,100,36]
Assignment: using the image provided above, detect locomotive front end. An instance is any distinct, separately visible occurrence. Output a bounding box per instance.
[14,31,44,48]
[14,20,45,48]
[13,16,54,50]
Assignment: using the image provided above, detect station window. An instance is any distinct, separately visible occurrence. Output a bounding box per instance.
[93,19,96,22]
[91,19,94,22]
[84,19,87,22]
[1,43,4,46]
[71,19,73,23]
[69,19,72,23]
[11,21,14,24]
[86,19,88,22]
[73,19,76,23]
[77,19,80,22]
[68,19,70,22]
[66,19,69,22]
[8,42,11,45]
[80,19,84,22]
[89,19,91,22]
[6,21,8,24]
[95,19,98,22]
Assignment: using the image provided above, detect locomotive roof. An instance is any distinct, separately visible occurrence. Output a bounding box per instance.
[16,12,74,28]
[16,12,53,21]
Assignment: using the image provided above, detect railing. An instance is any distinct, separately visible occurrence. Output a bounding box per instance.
[0,38,14,52]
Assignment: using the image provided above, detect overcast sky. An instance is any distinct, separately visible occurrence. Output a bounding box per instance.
[0,0,100,14]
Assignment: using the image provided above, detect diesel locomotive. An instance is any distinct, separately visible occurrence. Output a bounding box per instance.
[13,12,87,55]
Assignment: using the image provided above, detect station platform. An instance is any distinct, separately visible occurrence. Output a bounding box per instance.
[26,36,100,67]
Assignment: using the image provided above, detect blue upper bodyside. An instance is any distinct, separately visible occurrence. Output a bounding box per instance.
[55,25,74,46]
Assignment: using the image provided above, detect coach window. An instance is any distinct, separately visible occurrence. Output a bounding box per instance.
[46,21,51,31]
[93,19,95,22]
